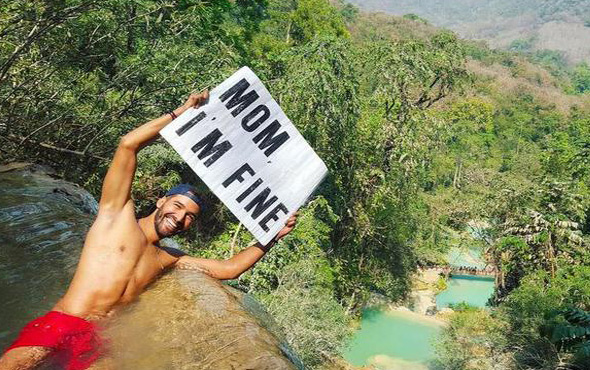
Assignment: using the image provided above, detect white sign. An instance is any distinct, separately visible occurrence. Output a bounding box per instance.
[160,67,328,245]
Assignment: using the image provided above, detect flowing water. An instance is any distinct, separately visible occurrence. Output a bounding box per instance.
[0,167,95,346]
[0,166,302,369]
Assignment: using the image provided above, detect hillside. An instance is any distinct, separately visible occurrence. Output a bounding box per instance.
[347,0,590,64]
[350,8,590,110]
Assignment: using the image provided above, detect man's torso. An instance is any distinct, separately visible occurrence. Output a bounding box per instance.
[53,201,178,320]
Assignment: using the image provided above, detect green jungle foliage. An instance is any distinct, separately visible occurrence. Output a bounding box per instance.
[1,1,589,369]
[544,308,590,362]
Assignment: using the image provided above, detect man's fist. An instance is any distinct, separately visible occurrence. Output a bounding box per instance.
[174,90,209,117]
[183,90,209,109]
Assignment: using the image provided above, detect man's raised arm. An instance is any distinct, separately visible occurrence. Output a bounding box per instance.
[98,92,209,213]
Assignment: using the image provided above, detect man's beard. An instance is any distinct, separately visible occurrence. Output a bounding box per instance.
[154,209,182,238]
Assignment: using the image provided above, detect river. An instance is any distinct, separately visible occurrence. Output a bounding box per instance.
[344,247,495,370]
[436,275,495,309]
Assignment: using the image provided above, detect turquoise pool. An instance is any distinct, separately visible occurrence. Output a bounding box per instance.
[344,245,496,369]
[343,309,443,369]
[436,275,495,308]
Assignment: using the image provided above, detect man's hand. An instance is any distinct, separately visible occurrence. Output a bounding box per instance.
[275,212,299,241]
[174,90,209,116]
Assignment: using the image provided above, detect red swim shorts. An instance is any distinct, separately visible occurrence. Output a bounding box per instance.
[5,311,103,370]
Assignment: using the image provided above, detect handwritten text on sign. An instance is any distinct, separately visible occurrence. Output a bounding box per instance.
[160,67,328,245]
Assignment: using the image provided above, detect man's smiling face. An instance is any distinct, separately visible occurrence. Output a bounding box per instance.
[154,195,200,238]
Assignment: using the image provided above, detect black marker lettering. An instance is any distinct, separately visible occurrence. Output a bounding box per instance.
[219,78,259,117]
[191,129,232,167]
[244,187,277,219]
[259,203,288,232]
[252,120,290,156]
[236,178,263,203]
[176,111,207,136]
[223,164,255,188]
[242,104,270,132]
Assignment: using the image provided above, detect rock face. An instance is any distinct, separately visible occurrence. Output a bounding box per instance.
[0,166,302,369]
[105,271,299,369]
[408,268,441,315]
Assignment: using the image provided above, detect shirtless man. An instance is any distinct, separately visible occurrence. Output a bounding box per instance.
[0,92,298,370]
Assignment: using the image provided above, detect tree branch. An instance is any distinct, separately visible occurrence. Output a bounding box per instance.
[6,133,107,161]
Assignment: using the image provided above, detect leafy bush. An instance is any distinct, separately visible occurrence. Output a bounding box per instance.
[434,309,513,370]
[572,62,590,94]
[498,267,590,368]
[543,307,590,364]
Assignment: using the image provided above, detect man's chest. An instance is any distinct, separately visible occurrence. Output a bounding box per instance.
[120,247,178,300]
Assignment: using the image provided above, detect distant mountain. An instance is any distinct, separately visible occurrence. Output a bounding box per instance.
[347,0,590,64]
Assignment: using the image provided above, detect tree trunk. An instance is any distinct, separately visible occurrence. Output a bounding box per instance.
[285,19,292,44]
[453,157,462,188]
[230,223,242,256]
